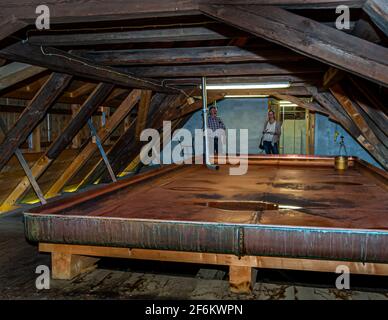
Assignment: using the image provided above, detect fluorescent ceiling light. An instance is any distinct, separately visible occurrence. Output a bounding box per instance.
[203,82,290,90]
[225,95,269,98]
[279,100,293,104]
[280,103,298,107]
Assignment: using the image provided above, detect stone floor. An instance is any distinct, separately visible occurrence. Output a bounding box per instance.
[1,212,388,300]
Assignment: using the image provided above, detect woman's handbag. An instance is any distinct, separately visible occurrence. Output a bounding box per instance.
[259,136,264,150]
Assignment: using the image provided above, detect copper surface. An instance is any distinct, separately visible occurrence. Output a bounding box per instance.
[24,156,388,262]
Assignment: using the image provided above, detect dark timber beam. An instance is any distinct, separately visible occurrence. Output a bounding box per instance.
[28,27,234,47]
[346,79,388,139]
[323,12,385,88]
[0,15,27,42]
[46,83,115,160]
[1,0,199,25]
[200,4,388,86]
[0,42,178,93]
[44,90,141,198]
[0,1,365,33]
[0,83,114,209]
[123,62,324,78]
[330,84,388,169]
[363,0,388,36]
[0,63,46,92]
[163,74,323,86]
[309,89,386,167]
[75,46,306,66]
[0,73,72,172]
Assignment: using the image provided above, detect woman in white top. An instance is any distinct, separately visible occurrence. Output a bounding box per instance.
[261,110,281,154]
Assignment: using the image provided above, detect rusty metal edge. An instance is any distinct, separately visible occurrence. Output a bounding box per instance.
[24,213,388,263]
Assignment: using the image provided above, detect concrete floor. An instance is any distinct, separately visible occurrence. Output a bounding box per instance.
[1,212,388,300]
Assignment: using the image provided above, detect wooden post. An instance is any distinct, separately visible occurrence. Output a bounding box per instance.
[32,125,41,152]
[51,252,99,280]
[229,266,257,294]
[71,104,81,149]
[135,90,152,139]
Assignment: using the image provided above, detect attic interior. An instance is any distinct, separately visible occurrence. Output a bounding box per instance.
[0,0,387,300]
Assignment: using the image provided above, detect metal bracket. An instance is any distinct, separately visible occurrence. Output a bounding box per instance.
[87,119,117,183]
[0,118,46,205]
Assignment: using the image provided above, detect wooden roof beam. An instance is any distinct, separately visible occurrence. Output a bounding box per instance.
[0,63,46,92]
[200,4,388,86]
[330,84,388,169]
[0,82,114,209]
[0,73,72,172]
[123,62,324,78]
[44,90,141,198]
[0,42,179,93]
[363,0,388,36]
[76,46,306,66]
[27,27,234,47]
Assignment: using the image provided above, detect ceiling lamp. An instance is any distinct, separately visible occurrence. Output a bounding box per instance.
[224,95,269,98]
[202,82,291,90]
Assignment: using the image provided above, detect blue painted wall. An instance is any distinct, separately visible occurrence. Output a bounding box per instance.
[314,114,381,168]
[165,98,382,169]
[184,98,268,154]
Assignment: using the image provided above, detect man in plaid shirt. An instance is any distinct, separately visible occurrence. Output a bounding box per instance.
[207,106,226,155]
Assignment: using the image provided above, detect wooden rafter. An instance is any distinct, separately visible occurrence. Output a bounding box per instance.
[200,4,388,86]
[64,83,97,99]
[123,62,324,78]
[363,0,388,36]
[44,90,141,198]
[329,84,388,169]
[343,81,388,148]
[77,93,183,186]
[0,63,46,91]
[46,83,115,160]
[323,11,386,88]
[0,73,72,172]
[0,83,114,211]
[0,42,178,93]
[76,46,306,66]
[0,15,27,43]
[28,27,234,47]
[348,77,388,130]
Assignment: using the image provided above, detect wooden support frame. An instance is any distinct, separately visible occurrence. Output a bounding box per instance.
[0,72,72,172]
[363,0,388,37]
[123,62,324,78]
[44,90,141,198]
[200,4,388,86]
[76,46,306,66]
[0,118,46,208]
[87,119,117,183]
[0,42,178,93]
[40,243,388,294]
[0,83,113,212]
[0,62,46,91]
[330,83,388,169]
